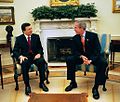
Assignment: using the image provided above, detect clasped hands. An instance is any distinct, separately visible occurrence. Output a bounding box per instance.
[19,54,41,64]
[80,55,92,65]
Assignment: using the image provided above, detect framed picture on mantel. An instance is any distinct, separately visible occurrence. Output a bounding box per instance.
[112,0,120,13]
[0,7,15,25]
[50,0,79,7]
[0,0,13,3]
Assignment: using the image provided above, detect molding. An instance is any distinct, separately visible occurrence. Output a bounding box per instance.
[34,17,98,23]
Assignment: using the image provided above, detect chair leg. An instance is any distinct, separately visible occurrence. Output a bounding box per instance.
[0,55,4,89]
[84,71,86,76]
[45,62,50,84]
[102,82,107,91]
[36,71,38,76]
[102,65,109,91]
[14,74,19,91]
[46,69,50,84]
[0,69,4,89]
[103,85,107,91]
[106,66,109,79]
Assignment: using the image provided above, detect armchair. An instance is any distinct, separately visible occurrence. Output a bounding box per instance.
[10,36,49,91]
[75,33,111,91]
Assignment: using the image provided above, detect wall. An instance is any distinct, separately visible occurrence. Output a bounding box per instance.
[0,0,120,42]
[81,0,120,36]
[0,0,49,43]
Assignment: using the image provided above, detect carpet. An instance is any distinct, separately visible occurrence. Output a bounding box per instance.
[1,65,120,85]
[28,93,88,102]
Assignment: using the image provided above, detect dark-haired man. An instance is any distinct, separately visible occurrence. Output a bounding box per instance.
[13,23,49,95]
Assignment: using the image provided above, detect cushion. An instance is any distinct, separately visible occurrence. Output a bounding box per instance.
[16,64,38,75]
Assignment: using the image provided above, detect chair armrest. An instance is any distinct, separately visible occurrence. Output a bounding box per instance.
[105,49,110,55]
[10,52,14,58]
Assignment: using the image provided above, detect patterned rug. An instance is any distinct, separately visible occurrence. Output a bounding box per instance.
[1,64,120,85]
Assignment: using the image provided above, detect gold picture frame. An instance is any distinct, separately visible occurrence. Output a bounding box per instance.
[0,0,13,3]
[0,7,15,25]
[112,0,120,13]
[50,0,79,7]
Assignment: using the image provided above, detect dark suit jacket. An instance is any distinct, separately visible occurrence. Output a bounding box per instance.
[13,34,43,60]
[72,31,101,62]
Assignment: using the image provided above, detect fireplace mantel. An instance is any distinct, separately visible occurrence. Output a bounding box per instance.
[35,17,98,23]
[33,17,98,66]
[33,17,98,33]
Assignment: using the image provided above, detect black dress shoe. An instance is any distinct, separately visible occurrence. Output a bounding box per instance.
[65,83,77,92]
[39,83,49,92]
[25,86,31,95]
[92,88,100,99]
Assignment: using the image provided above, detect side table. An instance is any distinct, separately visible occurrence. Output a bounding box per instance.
[110,40,120,69]
[0,53,4,89]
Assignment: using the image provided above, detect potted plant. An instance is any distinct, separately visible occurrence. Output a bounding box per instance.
[31,3,98,21]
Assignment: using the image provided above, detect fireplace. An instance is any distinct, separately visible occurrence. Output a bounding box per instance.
[33,18,98,66]
[47,37,73,62]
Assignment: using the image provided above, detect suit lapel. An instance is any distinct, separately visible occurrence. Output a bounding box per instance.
[85,32,90,51]
[31,34,35,49]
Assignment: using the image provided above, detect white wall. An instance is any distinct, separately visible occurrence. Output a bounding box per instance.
[0,0,49,43]
[0,0,120,43]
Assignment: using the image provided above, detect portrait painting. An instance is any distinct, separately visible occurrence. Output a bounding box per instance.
[50,0,79,6]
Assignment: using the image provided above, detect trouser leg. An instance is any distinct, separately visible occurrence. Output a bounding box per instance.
[93,56,108,86]
[66,56,83,82]
[34,57,46,83]
[21,60,31,87]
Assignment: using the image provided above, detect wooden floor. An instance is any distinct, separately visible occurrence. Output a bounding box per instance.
[0,74,120,102]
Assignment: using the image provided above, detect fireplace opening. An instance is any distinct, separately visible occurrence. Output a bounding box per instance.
[47,37,73,62]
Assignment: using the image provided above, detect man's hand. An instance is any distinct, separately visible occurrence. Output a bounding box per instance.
[19,55,28,64]
[83,59,92,65]
[34,54,41,60]
[80,55,92,65]
[80,55,88,61]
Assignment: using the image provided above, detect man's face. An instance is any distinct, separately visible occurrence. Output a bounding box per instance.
[74,22,84,35]
[24,25,32,36]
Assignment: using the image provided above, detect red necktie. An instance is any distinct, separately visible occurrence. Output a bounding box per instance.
[81,36,85,51]
[28,36,32,53]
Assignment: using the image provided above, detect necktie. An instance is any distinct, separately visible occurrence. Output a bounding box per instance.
[28,36,32,53]
[81,36,85,51]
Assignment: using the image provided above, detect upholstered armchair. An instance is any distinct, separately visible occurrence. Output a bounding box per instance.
[75,33,111,91]
[10,37,49,91]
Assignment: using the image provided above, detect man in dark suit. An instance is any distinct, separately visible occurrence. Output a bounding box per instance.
[13,23,49,95]
[65,21,108,99]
